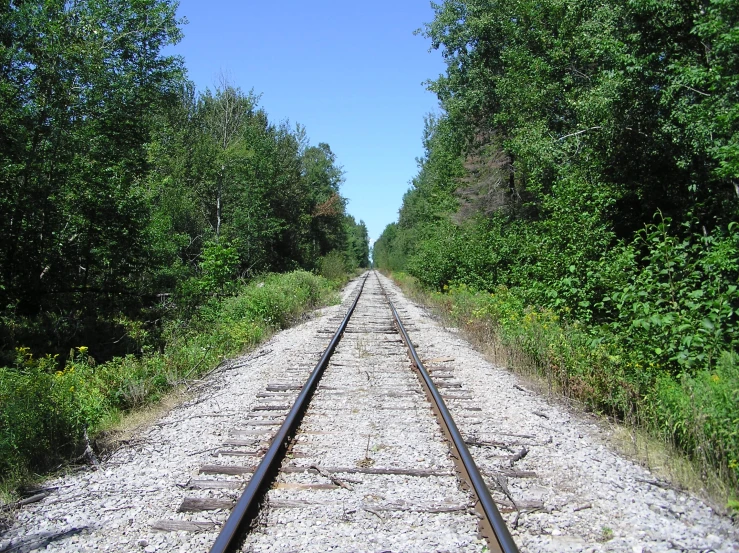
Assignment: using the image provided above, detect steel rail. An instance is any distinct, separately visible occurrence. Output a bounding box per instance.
[209,273,369,553]
[376,271,520,553]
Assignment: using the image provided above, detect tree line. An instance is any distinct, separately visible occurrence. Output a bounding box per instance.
[0,0,369,366]
[376,0,738,490]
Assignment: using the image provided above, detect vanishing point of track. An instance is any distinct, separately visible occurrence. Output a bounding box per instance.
[192,271,518,552]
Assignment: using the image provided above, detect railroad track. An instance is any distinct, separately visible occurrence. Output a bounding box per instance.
[4,271,735,553]
[165,271,518,552]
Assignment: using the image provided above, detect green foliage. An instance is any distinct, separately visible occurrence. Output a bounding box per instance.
[0,4,366,367]
[649,352,739,486]
[0,271,337,479]
[0,0,184,318]
[197,241,241,295]
[344,216,370,269]
[374,223,412,271]
[420,280,634,415]
[217,271,334,329]
[319,251,348,282]
[149,84,352,280]
[603,218,739,374]
[0,347,106,475]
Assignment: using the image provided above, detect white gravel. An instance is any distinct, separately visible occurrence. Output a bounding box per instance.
[1,271,737,553]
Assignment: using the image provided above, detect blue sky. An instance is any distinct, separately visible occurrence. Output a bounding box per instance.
[165,1,446,243]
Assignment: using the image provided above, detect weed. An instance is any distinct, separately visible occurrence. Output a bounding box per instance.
[599,527,614,542]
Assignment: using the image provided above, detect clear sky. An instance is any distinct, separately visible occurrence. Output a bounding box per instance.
[165,0,446,244]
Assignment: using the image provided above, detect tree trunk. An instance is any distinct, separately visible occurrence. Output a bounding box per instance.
[216,165,224,242]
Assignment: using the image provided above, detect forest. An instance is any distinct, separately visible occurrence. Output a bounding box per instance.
[0,0,368,482]
[375,0,739,496]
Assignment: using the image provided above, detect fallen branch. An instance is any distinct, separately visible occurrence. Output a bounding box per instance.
[217,349,273,374]
[465,438,514,452]
[509,447,529,467]
[0,527,87,552]
[1,491,52,511]
[362,506,384,520]
[187,446,219,457]
[491,473,517,510]
[496,432,536,439]
[71,428,99,468]
[155,413,238,427]
[635,477,681,492]
[491,468,538,479]
[183,345,214,384]
[310,465,354,491]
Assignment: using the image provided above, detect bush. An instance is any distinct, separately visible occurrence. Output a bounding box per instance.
[427,282,636,415]
[0,348,107,475]
[602,217,739,375]
[319,251,347,282]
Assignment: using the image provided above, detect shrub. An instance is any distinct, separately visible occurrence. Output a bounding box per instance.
[319,251,347,281]
[603,217,739,376]
[0,348,107,474]
[650,352,739,488]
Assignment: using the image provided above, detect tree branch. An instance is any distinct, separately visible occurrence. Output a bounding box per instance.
[558,126,602,140]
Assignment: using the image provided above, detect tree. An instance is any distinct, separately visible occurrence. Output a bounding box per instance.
[202,75,259,241]
[0,0,184,359]
[344,217,370,268]
[0,1,356,364]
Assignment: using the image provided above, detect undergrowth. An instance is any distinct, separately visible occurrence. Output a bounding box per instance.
[0,271,339,489]
[388,271,739,507]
